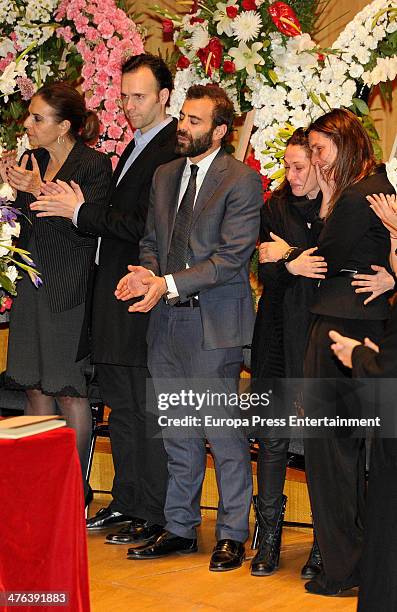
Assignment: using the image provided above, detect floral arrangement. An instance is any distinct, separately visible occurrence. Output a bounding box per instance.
[0,0,144,162]
[156,0,397,186]
[0,0,144,297]
[55,0,144,163]
[0,195,41,311]
[155,0,319,116]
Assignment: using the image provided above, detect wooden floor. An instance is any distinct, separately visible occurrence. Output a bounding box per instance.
[88,496,358,612]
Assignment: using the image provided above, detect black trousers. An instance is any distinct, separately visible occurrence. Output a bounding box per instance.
[256,438,289,525]
[96,364,168,526]
[304,315,385,585]
[358,438,397,611]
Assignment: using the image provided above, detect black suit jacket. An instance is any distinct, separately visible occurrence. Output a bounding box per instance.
[311,166,395,320]
[76,118,178,366]
[353,302,397,379]
[16,140,112,312]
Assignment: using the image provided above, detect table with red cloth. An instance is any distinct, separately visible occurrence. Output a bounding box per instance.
[0,427,90,611]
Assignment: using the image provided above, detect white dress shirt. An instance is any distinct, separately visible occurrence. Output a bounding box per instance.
[165,147,221,298]
[72,116,173,264]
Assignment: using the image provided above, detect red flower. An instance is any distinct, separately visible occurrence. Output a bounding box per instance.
[268,2,302,37]
[176,55,191,69]
[245,153,272,202]
[162,19,174,34]
[223,60,236,74]
[197,37,223,76]
[226,5,238,18]
[0,295,12,313]
[190,16,205,25]
[242,0,257,10]
[317,53,325,62]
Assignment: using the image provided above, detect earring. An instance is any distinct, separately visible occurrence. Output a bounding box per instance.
[57,135,65,145]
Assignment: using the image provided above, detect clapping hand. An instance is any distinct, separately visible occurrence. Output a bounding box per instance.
[259,232,290,263]
[329,330,361,369]
[0,150,17,184]
[30,180,84,219]
[367,193,397,236]
[6,154,42,197]
[115,266,153,301]
[351,265,395,305]
[286,247,327,278]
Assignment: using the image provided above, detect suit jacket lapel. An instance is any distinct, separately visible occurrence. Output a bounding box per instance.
[114,118,178,192]
[166,160,186,252]
[55,140,85,183]
[192,150,228,225]
[111,138,135,192]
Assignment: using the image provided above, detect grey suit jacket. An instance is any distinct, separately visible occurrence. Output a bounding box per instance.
[140,149,263,350]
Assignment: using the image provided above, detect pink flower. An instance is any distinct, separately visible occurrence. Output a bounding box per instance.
[102,139,116,153]
[57,26,74,42]
[116,141,128,156]
[104,99,118,113]
[16,76,35,100]
[108,124,123,139]
[98,21,115,39]
[81,64,95,79]
[0,53,15,73]
[74,15,89,31]
[101,111,116,125]
[96,71,110,86]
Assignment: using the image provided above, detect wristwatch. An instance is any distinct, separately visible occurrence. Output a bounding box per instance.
[281,247,298,262]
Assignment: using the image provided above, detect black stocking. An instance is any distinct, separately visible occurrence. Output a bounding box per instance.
[56,396,92,495]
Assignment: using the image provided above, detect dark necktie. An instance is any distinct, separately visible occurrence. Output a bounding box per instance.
[166,164,199,276]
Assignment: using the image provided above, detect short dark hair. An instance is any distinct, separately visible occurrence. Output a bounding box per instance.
[35,82,99,144]
[122,53,173,94]
[185,84,234,146]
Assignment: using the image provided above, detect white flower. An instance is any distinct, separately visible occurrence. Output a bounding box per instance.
[213,0,238,37]
[386,158,397,191]
[190,25,210,51]
[16,134,31,161]
[229,41,264,76]
[5,265,18,282]
[231,11,262,43]
[0,38,15,58]
[363,56,397,86]
[0,182,15,201]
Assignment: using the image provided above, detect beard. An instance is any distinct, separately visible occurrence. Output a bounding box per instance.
[175,127,214,157]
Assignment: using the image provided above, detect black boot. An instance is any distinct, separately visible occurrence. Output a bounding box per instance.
[250,494,287,576]
[301,533,323,579]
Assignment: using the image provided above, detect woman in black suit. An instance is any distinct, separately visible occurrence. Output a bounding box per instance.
[329,191,397,612]
[250,128,326,577]
[302,108,395,596]
[3,83,112,494]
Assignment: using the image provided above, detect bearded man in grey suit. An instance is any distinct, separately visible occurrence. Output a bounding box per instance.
[115,84,263,571]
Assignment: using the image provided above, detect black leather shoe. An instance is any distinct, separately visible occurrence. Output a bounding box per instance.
[127,530,198,559]
[106,523,164,545]
[301,535,323,579]
[209,539,245,572]
[86,506,138,531]
[305,574,359,596]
